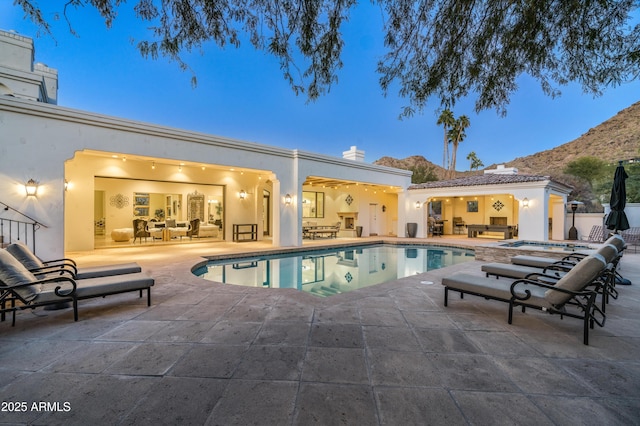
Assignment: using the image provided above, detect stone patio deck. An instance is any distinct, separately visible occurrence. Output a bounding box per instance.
[1,236,639,424]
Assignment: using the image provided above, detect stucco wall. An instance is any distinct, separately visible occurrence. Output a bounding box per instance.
[1,97,411,259]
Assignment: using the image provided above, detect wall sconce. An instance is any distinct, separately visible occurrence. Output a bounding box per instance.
[522,197,529,208]
[64,179,69,191]
[415,201,421,209]
[25,179,38,197]
[284,194,292,205]
[239,190,247,200]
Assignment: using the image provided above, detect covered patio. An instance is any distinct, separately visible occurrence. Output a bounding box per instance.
[406,170,573,241]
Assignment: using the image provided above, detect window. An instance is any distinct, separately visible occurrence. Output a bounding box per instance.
[429,200,442,218]
[467,200,479,212]
[302,191,324,218]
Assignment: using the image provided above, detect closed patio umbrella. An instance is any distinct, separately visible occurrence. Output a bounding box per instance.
[605,161,630,233]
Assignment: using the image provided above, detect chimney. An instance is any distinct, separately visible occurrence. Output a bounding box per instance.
[484,164,518,175]
[342,146,365,162]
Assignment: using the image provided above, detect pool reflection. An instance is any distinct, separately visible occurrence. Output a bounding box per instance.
[196,245,474,297]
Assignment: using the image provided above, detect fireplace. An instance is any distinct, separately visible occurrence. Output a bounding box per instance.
[337,212,358,232]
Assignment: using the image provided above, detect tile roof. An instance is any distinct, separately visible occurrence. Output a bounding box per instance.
[408,173,560,190]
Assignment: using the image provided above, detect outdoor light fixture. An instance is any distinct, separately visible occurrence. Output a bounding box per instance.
[284,194,292,205]
[64,180,69,191]
[522,197,529,208]
[239,190,247,200]
[25,179,38,197]
[415,201,421,209]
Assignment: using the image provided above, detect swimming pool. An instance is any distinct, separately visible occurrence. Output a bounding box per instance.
[193,244,475,297]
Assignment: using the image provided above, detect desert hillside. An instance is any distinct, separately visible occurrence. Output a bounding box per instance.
[375,100,640,179]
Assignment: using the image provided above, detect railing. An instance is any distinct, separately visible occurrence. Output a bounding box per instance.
[0,202,47,255]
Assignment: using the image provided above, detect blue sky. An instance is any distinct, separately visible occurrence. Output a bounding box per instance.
[3,2,639,169]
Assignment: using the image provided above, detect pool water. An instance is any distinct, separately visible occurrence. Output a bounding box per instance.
[193,244,475,297]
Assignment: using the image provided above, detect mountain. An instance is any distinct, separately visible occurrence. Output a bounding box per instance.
[375,100,640,179]
[500,100,640,175]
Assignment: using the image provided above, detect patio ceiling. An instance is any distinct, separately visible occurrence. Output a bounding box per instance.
[303,176,402,193]
[79,149,270,176]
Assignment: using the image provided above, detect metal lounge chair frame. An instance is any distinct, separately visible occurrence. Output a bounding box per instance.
[5,241,141,279]
[0,250,154,326]
[442,254,608,345]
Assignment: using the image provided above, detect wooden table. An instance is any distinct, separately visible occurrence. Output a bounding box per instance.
[467,224,514,239]
[233,223,257,242]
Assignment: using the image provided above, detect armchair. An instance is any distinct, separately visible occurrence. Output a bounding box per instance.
[133,219,150,243]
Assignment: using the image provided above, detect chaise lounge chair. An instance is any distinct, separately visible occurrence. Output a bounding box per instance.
[510,235,626,269]
[442,254,608,345]
[510,235,630,286]
[5,241,141,280]
[482,243,621,311]
[0,250,154,326]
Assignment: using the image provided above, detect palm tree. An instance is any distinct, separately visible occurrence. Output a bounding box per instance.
[448,115,470,179]
[436,109,455,171]
[466,151,484,171]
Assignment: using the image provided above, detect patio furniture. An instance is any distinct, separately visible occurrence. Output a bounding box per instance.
[621,227,640,253]
[187,218,200,239]
[510,235,626,269]
[442,254,608,345]
[482,243,621,311]
[147,221,165,240]
[164,219,191,240]
[467,224,514,239]
[233,223,258,242]
[0,249,154,326]
[5,242,142,280]
[133,219,150,243]
[111,228,133,242]
[453,217,466,235]
[581,225,605,243]
[198,223,220,238]
[306,222,341,239]
[428,217,443,237]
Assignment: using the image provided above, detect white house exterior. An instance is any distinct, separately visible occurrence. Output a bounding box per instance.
[1,29,578,261]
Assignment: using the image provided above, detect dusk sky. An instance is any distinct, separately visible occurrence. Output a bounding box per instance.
[3,3,639,169]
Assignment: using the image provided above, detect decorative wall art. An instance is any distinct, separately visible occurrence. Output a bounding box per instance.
[110,193,129,209]
[187,191,205,222]
[492,200,505,211]
[467,200,479,212]
[345,194,354,205]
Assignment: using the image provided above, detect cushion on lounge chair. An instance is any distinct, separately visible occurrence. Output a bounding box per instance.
[606,234,626,252]
[481,263,562,280]
[596,244,619,264]
[6,242,141,279]
[74,263,142,279]
[442,273,548,307]
[73,272,154,299]
[6,242,46,270]
[510,255,558,268]
[544,254,606,306]
[0,250,41,301]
